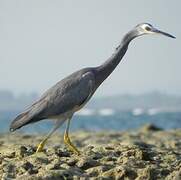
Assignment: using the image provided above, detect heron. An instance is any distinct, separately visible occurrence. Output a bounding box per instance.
[10,23,175,154]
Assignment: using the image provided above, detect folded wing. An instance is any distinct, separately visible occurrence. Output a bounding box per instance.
[10,70,95,131]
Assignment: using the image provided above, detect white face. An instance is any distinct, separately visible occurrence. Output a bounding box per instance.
[134,23,175,38]
[139,23,153,33]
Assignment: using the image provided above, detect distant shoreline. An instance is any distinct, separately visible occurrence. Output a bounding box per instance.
[0,91,181,112]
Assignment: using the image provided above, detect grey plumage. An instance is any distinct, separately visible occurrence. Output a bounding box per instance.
[10,23,175,153]
[10,68,95,131]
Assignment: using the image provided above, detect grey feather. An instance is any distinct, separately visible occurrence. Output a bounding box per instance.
[10,68,95,131]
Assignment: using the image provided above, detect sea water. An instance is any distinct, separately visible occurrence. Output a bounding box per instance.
[1,108,181,133]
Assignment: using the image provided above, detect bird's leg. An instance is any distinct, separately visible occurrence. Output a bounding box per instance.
[36,137,48,153]
[64,118,80,155]
[36,119,65,153]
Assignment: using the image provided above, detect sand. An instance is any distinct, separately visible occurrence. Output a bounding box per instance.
[0,124,180,179]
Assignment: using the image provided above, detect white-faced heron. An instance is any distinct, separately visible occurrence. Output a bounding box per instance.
[10,23,175,154]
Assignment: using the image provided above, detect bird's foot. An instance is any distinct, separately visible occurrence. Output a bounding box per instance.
[64,133,80,155]
[36,141,46,153]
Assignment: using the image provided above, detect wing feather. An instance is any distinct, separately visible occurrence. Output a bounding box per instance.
[37,71,95,118]
[10,69,95,131]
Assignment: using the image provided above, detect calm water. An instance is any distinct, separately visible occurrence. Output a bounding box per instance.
[1,109,181,133]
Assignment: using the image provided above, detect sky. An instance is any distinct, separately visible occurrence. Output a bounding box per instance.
[0,0,180,97]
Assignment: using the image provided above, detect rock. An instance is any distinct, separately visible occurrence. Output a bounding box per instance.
[22,135,32,139]
[45,159,61,170]
[18,146,28,157]
[101,168,115,178]
[2,162,16,178]
[46,163,58,170]
[86,165,111,176]
[67,158,78,166]
[35,156,49,164]
[42,168,84,179]
[104,146,115,151]
[91,152,103,160]
[5,151,16,159]
[41,169,73,179]
[76,157,99,170]
[16,145,35,158]
[31,153,49,164]
[67,167,84,176]
[0,141,4,146]
[55,149,70,157]
[60,163,71,169]
[0,154,3,164]
[136,166,157,180]
[140,124,163,132]
[20,161,38,175]
[166,169,181,180]
[22,161,34,171]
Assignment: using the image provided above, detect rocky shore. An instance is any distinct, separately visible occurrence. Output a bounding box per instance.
[0,124,180,179]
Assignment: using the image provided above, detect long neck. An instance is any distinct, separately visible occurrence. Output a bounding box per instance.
[95,29,137,87]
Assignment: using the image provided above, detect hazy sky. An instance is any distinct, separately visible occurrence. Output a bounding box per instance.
[0,0,180,97]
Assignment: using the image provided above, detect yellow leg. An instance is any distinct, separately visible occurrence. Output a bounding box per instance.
[64,118,80,155]
[36,139,48,153]
[36,119,65,153]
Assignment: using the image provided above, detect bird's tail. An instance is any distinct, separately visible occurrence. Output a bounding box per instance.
[10,111,32,132]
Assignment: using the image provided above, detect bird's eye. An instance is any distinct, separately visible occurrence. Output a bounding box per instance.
[145,26,151,31]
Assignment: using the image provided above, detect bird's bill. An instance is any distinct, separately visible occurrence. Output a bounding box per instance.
[152,28,176,39]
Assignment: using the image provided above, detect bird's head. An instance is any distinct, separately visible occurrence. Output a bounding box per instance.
[134,23,176,39]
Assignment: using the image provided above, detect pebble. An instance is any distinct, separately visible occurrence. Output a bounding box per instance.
[76,157,99,170]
